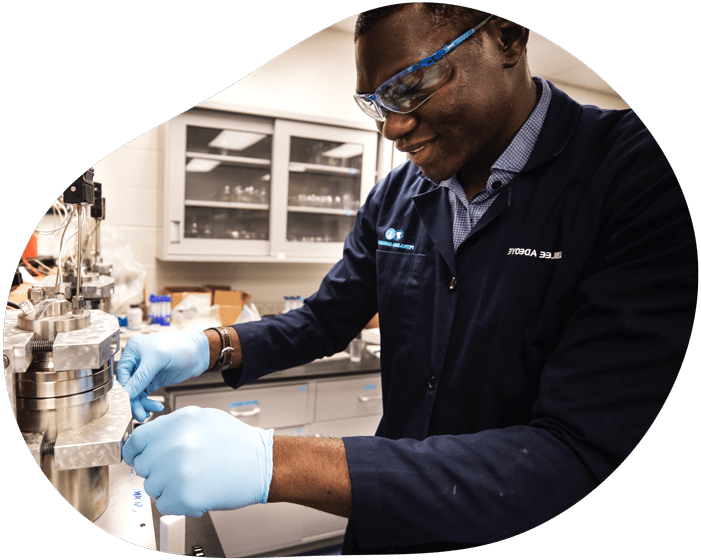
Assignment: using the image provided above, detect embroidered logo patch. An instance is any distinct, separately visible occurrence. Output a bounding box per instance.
[379,227,414,250]
[507,247,562,259]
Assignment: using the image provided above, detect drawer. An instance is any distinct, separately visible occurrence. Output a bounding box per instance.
[310,414,382,438]
[172,382,310,429]
[275,425,311,437]
[210,503,305,557]
[314,375,382,422]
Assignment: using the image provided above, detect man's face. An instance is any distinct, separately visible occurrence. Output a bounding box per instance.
[356,5,523,184]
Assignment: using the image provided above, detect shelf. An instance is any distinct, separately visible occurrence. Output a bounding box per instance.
[186,151,271,167]
[288,206,357,216]
[288,162,360,176]
[185,199,269,211]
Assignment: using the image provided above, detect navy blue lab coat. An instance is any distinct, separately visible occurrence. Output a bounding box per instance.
[225,83,697,554]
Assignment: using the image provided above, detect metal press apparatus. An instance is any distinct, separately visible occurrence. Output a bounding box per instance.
[3,169,133,521]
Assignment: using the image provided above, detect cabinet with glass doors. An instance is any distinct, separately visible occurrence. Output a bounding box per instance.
[160,109,378,262]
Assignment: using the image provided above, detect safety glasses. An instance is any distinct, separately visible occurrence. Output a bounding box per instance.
[354,14,493,121]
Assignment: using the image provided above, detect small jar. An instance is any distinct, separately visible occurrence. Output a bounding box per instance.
[127,304,142,331]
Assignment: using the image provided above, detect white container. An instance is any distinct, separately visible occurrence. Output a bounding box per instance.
[349,338,365,362]
[127,304,142,331]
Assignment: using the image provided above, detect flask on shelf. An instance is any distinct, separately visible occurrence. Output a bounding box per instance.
[219,185,233,202]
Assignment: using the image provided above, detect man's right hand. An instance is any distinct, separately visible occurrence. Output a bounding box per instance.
[116,330,210,421]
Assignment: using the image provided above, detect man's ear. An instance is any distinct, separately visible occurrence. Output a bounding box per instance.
[493,18,530,68]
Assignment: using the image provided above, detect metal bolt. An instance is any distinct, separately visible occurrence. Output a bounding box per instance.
[72,295,85,316]
[30,340,54,353]
[19,300,34,316]
[29,286,44,303]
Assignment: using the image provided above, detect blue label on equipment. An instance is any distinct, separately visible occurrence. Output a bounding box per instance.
[229,399,259,408]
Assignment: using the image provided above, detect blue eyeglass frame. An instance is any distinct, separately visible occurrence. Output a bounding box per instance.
[354,14,494,121]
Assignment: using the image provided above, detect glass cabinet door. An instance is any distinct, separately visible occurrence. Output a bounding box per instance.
[271,120,378,259]
[162,111,379,262]
[184,124,272,241]
[164,112,274,259]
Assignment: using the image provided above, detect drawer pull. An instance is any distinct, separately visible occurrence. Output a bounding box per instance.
[229,407,261,417]
[358,395,382,403]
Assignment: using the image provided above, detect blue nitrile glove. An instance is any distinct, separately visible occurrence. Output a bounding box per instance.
[122,406,274,517]
[116,331,210,422]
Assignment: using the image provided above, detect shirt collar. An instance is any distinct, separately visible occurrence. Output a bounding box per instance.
[491,76,551,174]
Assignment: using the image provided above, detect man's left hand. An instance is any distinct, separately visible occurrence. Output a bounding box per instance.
[123,406,274,517]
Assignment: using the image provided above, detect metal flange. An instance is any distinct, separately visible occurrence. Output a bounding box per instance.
[53,382,134,470]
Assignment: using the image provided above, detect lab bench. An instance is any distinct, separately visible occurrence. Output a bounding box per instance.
[148,350,381,558]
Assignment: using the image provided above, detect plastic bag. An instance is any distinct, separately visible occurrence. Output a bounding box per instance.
[99,223,147,314]
[234,303,262,324]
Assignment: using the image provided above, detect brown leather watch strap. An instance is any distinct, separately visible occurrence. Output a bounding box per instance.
[206,326,235,371]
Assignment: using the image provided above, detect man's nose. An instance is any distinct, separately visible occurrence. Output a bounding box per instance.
[378,111,418,142]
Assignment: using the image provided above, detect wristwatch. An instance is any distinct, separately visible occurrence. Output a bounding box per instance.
[206,326,236,372]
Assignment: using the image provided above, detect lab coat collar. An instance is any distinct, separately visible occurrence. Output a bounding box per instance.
[409,82,582,273]
[521,81,583,173]
[412,186,457,276]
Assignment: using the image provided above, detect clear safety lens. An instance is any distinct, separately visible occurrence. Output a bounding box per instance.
[378,59,453,113]
[353,94,387,120]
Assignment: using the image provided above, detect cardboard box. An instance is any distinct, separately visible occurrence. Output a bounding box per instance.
[163,286,251,326]
[163,286,211,309]
[213,289,251,326]
[204,285,232,299]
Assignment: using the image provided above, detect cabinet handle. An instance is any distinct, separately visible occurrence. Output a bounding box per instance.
[228,407,261,417]
[170,221,180,243]
[358,395,382,403]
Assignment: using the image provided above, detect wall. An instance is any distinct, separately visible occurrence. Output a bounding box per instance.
[203,27,370,129]
[81,25,628,312]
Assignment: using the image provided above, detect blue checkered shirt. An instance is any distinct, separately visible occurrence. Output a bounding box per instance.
[441,76,552,252]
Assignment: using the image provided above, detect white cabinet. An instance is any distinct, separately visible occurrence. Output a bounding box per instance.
[170,374,381,557]
[171,381,312,429]
[160,109,379,263]
[314,375,383,423]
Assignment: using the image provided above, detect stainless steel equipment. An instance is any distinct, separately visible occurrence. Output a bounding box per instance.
[37,266,116,312]
[33,171,115,313]
[4,277,131,521]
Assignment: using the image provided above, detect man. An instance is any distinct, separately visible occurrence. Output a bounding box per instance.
[117,3,697,554]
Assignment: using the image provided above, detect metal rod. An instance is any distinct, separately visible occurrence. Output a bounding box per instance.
[54,206,76,291]
[76,205,83,298]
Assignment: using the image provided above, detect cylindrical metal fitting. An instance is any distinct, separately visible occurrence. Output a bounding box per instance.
[29,287,45,303]
[72,296,85,316]
[14,355,114,520]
